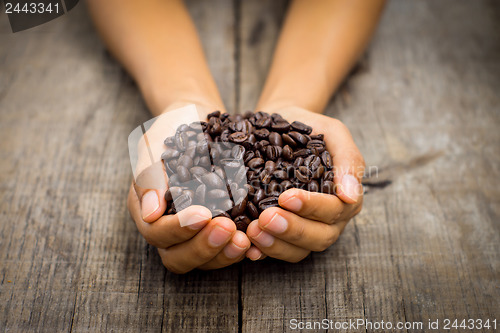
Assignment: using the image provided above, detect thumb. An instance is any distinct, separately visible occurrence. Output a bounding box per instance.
[133,161,168,223]
[325,123,365,204]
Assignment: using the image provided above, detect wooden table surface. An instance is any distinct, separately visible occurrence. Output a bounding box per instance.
[1,0,499,332]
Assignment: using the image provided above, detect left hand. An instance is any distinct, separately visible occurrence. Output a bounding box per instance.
[245,107,365,262]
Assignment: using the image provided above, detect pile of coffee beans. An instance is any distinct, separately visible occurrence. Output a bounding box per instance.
[161,111,335,231]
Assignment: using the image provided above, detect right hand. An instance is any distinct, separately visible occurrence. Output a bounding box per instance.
[127,104,251,274]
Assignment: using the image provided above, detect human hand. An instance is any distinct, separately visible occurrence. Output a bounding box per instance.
[128,104,251,273]
[245,106,365,262]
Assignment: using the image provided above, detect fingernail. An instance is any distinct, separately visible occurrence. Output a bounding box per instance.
[247,247,262,261]
[253,230,274,247]
[142,191,160,219]
[223,243,246,259]
[280,195,302,211]
[263,213,288,234]
[208,225,232,247]
[185,215,210,230]
[339,174,361,202]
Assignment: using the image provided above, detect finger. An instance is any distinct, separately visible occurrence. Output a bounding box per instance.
[246,246,267,261]
[158,217,236,274]
[134,159,169,222]
[198,231,251,270]
[324,119,365,204]
[278,188,345,223]
[128,186,211,248]
[257,207,343,252]
[246,220,310,263]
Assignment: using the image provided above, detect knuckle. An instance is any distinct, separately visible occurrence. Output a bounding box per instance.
[193,243,217,262]
[288,221,305,242]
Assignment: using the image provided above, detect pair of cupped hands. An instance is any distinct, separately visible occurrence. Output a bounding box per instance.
[128,105,365,274]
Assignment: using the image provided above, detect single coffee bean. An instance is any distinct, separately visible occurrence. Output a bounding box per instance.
[308,180,320,192]
[259,196,279,211]
[175,131,188,151]
[290,121,312,135]
[194,183,207,204]
[208,110,221,119]
[246,201,259,219]
[310,134,324,140]
[173,193,192,212]
[296,166,311,182]
[282,145,293,160]
[190,166,208,177]
[248,157,265,169]
[265,160,276,173]
[178,155,194,169]
[273,169,288,180]
[294,148,312,158]
[271,121,291,132]
[253,188,266,205]
[280,180,293,191]
[322,180,336,194]
[229,131,248,143]
[323,170,334,181]
[202,172,225,188]
[266,145,282,161]
[212,209,231,219]
[176,165,191,182]
[289,131,308,146]
[161,148,180,161]
[321,151,333,169]
[282,133,297,148]
[256,117,272,128]
[234,215,251,231]
[260,169,273,185]
[254,128,270,140]
[268,132,283,146]
[313,165,325,179]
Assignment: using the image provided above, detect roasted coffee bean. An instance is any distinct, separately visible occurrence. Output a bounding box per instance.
[293,157,304,168]
[268,132,283,146]
[296,166,311,182]
[265,160,276,173]
[312,165,325,179]
[173,192,192,212]
[246,201,259,219]
[234,215,251,231]
[190,166,208,177]
[230,198,247,218]
[282,133,297,148]
[202,172,225,188]
[194,184,206,204]
[256,117,272,128]
[254,128,270,140]
[266,145,282,161]
[294,148,312,158]
[229,131,248,143]
[290,121,312,135]
[272,121,291,132]
[248,157,265,169]
[161,148,180,161]
[260,169,273,185]
[283,145,293,160]
[176,165,191,182]
[289,131,308,146]
[178,155,194,169]
[208,110,221,119]
[259,196,279,211]
[323,170,334,181]
[321,150,333,169]
[322,180,336,194]
[308,180,320,192]
[175,131,188,151]
[213,209,231,219]
[273,169,288,180]
[280,180,293,191]
[253,188,266,205]
[310,134,324,140]
[307,140,326,153]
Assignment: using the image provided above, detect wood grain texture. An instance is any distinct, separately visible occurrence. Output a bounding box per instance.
[0,0,499,332]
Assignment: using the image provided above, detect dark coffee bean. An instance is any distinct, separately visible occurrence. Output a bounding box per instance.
[234,215,251,231]
[207,189,228,199]
[310,134,324,140]
[202,172,225,188]
[254,128,270,140]
[210,148,220,162]
[256,117,272,128]
[165,186,183,202]
[296,166,311,182]
[321,151,333,169]
[231,145,246,160]
[271,121,291,132]
[246,201,259,219]
[293,157,304,168]
[280,180,293,190]
[260,169,272,185]
[265,160,276,173]
[220,158,242,169]
[244,150,255,164]
[194,183,206,204]
[288,131,308,146]
[248,157,265,169]
[176,165,191,182]
[313,165,325,179]
[168,173,180,186]
[164,136,176,147]
[282,133,297,148]
[266,145,282,160]
[253,188,266,205]
[268,132,283,146]
[244,183,255,197]
[308,180,320,192]
[307,140,326,153]
[213,209,231,219]
[196,140,209,155]
[294,148,312,158]
[269,180,281,193]
[323,170,334,181]
[259,197,279,211]
[190,166,207,177]
[230,197,247,218]
[229,131,248,143]
[322,180,336,194]
[291,121,312,135]
[283,145,293,160]
[175,131,188,151]
[208,110,221,119]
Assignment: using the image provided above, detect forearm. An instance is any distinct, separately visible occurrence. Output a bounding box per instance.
[257,0,385,113]
[87,0,224,116]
